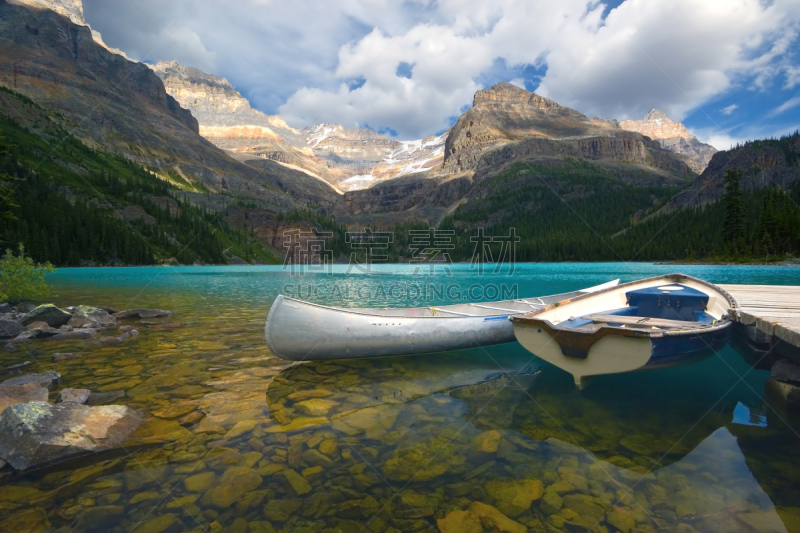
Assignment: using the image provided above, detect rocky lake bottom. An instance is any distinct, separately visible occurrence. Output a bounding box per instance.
[0,264,799,533]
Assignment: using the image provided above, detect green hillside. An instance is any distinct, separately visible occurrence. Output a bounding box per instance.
[0,86,280,266]
[431,155,800,263]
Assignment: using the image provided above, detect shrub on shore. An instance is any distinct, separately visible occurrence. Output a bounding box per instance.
[0,244,55,303]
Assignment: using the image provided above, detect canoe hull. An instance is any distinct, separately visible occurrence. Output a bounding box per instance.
[265,295,516,361]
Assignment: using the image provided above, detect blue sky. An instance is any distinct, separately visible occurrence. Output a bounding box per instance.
[83,0,800,147]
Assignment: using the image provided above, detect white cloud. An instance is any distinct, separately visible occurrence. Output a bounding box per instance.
[721,104,738,115]
[694,122,800,150]
[694,129,747,151]
[280,0,800,137]
[84,0,800,139]
[769,95,800,117]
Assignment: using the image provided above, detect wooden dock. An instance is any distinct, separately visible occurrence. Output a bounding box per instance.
[718,284,800,351]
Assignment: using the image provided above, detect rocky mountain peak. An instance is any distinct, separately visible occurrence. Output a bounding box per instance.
[473,82,573,115]
[643,108,670,123]
[9,0,84,25]
[152,61,448,191]
[443,83,618,173]
[9,0,131,59]
[152,61,234,92]
[623,109,688,137]
[619,109,716,172]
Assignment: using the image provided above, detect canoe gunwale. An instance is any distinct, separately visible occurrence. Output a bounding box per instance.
[511,273,738,325]
[265,278,621,361]
[276,295,516,319]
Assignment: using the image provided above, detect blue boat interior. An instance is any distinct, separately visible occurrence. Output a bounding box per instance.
[559,284,715,329]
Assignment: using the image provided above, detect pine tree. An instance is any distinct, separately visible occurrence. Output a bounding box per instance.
[722,169,746,253]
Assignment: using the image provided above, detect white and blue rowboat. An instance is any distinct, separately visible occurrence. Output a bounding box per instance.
[511,273,736,389]
[264,279,620,361]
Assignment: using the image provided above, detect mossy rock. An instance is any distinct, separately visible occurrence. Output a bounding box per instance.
[485,479,543,517]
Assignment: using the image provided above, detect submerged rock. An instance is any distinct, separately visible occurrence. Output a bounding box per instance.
[383,437,466,481]
[0,320,23,339]
[114,309,172,319]
[0,383,49,415]
[53,353,82,362]
[87,390,125,405]
[765,377,800,411]
[0,361,31,374]
[0,401,142,470]
[295,398,337,416]
[50,328,96,341]
[21,305,72,328]
[184,471,216,492]
[200,466,262,509]
[278,468,311,495]
[772,359,800,385]
[15,324,60,340]
[68,306,116,329]
[437,501,526,533]
[540,491,563,515]
[57,388,91,404]
[0,507,50,533]
[473,430,502,453]
[0,371,61,390]
[436,509,482,533]
[152,403,198,420]
[607,506,636,533]
[486,479,543,517]
[264,498,303,522]
[131,514,182,533]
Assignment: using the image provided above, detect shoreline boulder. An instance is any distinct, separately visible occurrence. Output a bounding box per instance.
[0,401,142,471]
[57,388,91,404]
[21,305,72,328]
[68,306,116,329]
[50,329,96,341]
[0,383,49,415]
[16,322,60,340]
[0,320,22,340]
[0,371,61,390]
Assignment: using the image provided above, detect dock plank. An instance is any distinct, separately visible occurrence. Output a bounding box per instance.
[718,284,800,348]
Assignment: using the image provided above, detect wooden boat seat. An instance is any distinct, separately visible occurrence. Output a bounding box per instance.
[582,314,711,329]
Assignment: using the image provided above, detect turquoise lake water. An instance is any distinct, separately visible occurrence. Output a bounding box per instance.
[1,263,799,532]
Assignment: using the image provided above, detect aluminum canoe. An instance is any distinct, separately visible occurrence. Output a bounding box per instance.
[264,279,619,361]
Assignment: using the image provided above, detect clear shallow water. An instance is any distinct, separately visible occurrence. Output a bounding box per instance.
[0,263,799,532]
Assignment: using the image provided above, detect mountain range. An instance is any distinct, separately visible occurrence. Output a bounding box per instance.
[151,60,715,190]
[1,0,798,265]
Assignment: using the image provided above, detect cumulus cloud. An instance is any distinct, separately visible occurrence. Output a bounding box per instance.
[83,0,800,139]
[279,0,800,137]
